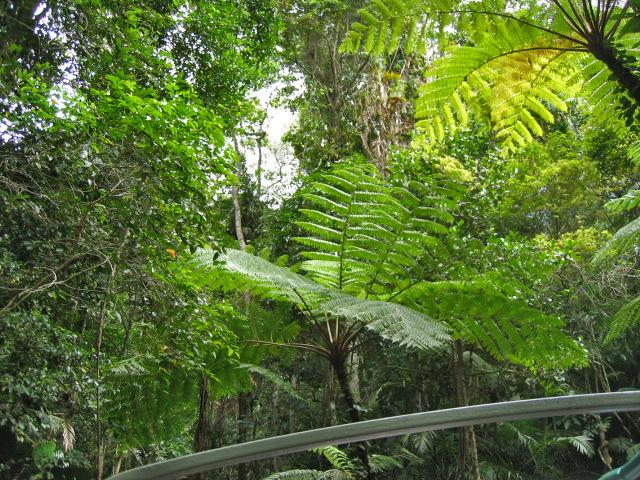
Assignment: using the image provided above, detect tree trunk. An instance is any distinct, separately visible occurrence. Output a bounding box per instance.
[333,357,371,479]
[453,340,481,480]
[590,41,640,106]
[96,230,128,480]
[192,376,214,480]
[237,392,253,480]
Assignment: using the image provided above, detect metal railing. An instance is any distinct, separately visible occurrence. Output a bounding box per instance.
[109,391,640,480]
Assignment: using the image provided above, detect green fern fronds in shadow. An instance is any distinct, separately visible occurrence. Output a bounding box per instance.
[605,295,640,343]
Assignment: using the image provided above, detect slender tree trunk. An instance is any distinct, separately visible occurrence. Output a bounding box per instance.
[231,136,254,480]
[237,392,253,480]
[192,376,214,480]
[256,135,263,201]
[453,340,481,480]
[96,230,128,480]
[289,371,298,433]
[333,357,371,479]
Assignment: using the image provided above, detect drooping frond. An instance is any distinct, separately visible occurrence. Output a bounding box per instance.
[235,363,308,402]
[397,279,587,369]
[321,294,450,349]
[605,189,640,213]
[605,295,640,344]
[552,435,595,457]
[191,248,450,350]
[312,446,356,474]
[296,164,461,297]
[592,216,640,266]
[262,470,326,480]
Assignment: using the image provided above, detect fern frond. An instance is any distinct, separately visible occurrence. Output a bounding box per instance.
[296,165,460,298]
[263,470,325,480]
[321,294,450,349]
[605,295,640,343]
[553,435,595,457]
[415,24,577,153]
[191,249,451,350]
[397,279,587,369]
[605,189,640,213]
[592,216,640,265]
[312,446,356,474]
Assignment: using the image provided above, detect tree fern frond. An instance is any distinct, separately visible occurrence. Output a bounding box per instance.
[397,279,587,369]
[605,189,640,213]
[191,249,451,350]
[415,26,578,153]
[605,295,640,344]
[296,165,459,297]
[312,446,356,474]
[592,216,640,265]
[262,470,325,480]
[321,294,450,349]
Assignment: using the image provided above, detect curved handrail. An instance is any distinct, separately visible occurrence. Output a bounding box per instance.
[109,391,640,480]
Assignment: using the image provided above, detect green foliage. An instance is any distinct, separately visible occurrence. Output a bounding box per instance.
[296,164,462,297]
[398,279,587,370]
[593,216,640,265]
[312,446,356,474]
[192,248,451,351]
[605,296,640,343]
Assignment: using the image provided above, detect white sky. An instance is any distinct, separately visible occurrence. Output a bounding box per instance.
[243,80,303,203]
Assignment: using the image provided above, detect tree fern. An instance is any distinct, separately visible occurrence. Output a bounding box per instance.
[344,0,640,152]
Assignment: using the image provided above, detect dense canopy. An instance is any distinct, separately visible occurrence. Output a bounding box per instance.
[1,0,640,479]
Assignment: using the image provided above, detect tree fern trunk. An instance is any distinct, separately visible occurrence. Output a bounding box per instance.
[590,41,640,107]
[333,357,371,479]
[453,340,481,480]
[237,392,252,480]
[193,375,214,480]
